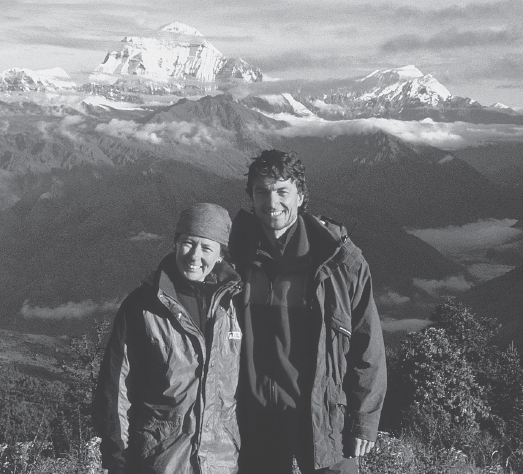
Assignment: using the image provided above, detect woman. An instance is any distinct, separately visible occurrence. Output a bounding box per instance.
[93,203,243,474]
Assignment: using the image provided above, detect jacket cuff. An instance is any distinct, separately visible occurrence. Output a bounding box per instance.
[349,415,379,442]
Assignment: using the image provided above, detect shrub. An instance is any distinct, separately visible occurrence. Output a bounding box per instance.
[385,300,523,471]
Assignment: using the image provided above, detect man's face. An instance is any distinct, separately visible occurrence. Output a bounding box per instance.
[175,234,222,282]
[252,177,304,239]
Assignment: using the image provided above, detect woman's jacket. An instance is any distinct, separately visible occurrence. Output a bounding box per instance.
[92,254,243,474]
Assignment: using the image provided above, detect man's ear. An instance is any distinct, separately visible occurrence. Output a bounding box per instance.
[298,192,305,208]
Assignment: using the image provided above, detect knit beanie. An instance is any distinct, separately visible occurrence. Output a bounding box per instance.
[175,203,232,247]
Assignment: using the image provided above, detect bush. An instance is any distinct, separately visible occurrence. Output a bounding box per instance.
[384,300,523,471]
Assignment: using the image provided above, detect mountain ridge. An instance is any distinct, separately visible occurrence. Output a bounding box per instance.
[1,19,522,124]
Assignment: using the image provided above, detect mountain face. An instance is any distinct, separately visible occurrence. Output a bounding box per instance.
[275,130,522,227]
[248,65,523,125]
[93,22,263,85]
[460,265,523,355]
[0,67,76,93]
[0,92,482,340]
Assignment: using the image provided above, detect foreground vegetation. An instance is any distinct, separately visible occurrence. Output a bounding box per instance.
[1,302,522,473]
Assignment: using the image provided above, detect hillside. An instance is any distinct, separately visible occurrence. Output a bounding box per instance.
[460,265,523,355]
[275,131,522,227]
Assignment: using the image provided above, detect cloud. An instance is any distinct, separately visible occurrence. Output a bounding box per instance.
[95,119,234,149]
[129,231,163,241]
[467,262,516,282]
[21,299,121,320]
[476,53,523,81]
[413,275,473,297]
[381,317,432,333]
[57,115,86,140]
[272,115,523,150]
[255,50,356,73]
[383,27,521,52]
[376,290,411,306]
[407,219,523,257]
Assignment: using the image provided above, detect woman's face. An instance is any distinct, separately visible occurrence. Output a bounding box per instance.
[175,234,222,282]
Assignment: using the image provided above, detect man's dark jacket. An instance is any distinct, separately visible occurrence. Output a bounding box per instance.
[229,210,387,470]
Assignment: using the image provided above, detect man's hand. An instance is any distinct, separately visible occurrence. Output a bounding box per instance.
[348,437,375,457]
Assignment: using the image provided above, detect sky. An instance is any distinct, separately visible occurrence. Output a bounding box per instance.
[1,0,522,108]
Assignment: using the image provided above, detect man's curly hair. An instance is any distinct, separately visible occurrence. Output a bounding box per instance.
[245,149,309,211]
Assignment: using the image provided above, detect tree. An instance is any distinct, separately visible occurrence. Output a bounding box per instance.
[52,317,110,457]
[386,300,523,469]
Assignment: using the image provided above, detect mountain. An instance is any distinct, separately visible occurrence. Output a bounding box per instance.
[241,92,316,118]
[453,142,523,192]
[93,22,263,85]
[460,265,523,355]
[247,65,523,125]
[0,329,67,379]
[144,93,288,149]
[0,67,76,93]
[0,93,475,339]
[275,129,522,227]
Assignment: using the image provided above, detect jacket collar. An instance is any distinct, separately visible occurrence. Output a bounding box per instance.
[230,208,362,272]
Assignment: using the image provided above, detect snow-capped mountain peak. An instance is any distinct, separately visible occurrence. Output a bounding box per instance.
[0,67,76,92]
[361,64,423,82]
[158,22,203,37]
[354,65,451,104]
[93,21,263,84]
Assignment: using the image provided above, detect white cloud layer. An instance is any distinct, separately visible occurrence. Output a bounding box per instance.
[21,299,120,320]
[376,290,411,306]
[381,317,432,333]
[413,275,473,297]
[129,231,163,241]
[95,119,234,149]
[274,116,523,150]
[407,218,522,257]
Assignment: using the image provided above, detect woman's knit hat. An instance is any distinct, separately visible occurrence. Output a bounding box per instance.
[175,203,232,247]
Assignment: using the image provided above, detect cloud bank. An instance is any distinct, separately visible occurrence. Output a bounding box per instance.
[413,275,473,297]
[129,231,163,241]
[381,317,432,334]
[376,290,411,306]
[95,119,234,149]
[21,299,121,320]
[407,219,523,257]
[383,27,521,52]
[274,116,523,150]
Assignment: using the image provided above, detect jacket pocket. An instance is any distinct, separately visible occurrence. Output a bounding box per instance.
[133,415,183,459]
[325,377,347,453]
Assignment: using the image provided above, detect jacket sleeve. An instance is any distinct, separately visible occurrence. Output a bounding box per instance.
[92,299,135,474]
[344,259,387,442]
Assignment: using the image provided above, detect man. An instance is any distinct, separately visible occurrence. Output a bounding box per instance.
[229,150,387,474]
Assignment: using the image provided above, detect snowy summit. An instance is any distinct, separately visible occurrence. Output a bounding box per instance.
[93,21,263,84]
